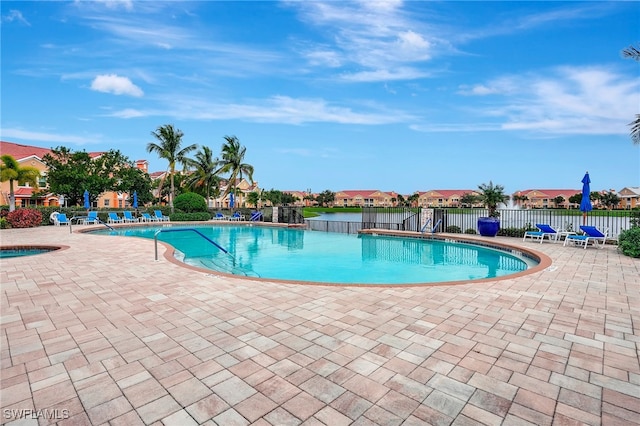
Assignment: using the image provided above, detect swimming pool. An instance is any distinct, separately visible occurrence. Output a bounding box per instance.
[91,224,538,285]
[0,246,61,258]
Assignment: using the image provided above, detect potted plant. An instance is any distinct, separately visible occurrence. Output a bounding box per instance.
[476,181,509,237]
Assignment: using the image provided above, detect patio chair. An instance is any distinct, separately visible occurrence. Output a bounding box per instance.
[564,226,609,249]
[154,210,170,222]
[230,212,245,221]
[522,224,559,243]
[83,211,99,225]
[55,213,70,226]
[212,212,228,220]
[140,212,158,222]
[107,212,124,224]
[123,211,138,223]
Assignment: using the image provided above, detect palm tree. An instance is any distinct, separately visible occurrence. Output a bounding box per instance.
[216,135,254,207]
[0,155,41,212]
[477,181,509,217]
[622,44,640,144]
[147,124,197,213]
[185,146,220,206]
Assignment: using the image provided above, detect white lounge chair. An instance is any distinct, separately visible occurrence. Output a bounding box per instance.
[123,211,138,223]
[107,212,124,224]
[523,224,559,243]
[564,226,609,249]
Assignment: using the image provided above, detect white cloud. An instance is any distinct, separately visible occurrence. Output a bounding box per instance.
[2,10,30,26]
[90,74,143,97]
[0,128,100,145]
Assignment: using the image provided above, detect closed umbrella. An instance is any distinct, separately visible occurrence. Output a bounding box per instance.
[83,190,90,210]
[133,191,138,209]
[229,192,234,209]
[580,171,592,225]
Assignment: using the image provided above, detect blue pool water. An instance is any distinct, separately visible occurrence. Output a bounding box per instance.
[92,225,534,285]
[0,247,55,258]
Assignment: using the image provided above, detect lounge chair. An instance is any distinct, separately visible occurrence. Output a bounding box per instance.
[123,211,138,223]
[107,212,124,224]
[55,213,70,226]
[212,212,228,220]
[522,224,559,243]
[564,226,609,249]
[154,210,170,222]
[140,212,158,222]
[83,211,99,225]
[230,212,245,221]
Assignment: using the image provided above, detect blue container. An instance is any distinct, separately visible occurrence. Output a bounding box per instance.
[478,217,500,237]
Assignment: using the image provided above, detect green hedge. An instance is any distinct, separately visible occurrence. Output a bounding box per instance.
[618,227,640,258]
[168,212,212,222]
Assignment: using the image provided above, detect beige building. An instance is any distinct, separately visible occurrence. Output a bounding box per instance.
[513,189,581,209]
[416,190,478,207]
[333,190,397,207]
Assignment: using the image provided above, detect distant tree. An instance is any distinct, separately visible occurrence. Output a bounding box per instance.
[553,196,565,208]
[0,155,41,211]
[147,124,197,213]
[263,189,282,206]
[117,165,153,206]
[622,44,640,144]
[396,194,407,207]
[316,190,336,207]
[568,193,582,206]
[43,147,135,206]
[600,191,621,210]
[246,191,260,208]
[407,193,420,207]
[185,146,220,205]
[460,192,479,208]
[216,135,254,206]
[281,193,299,205]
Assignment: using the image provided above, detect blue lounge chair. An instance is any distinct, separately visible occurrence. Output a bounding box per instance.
[55,213,70,226]
[230,212,245,221]
[83,211,99,225]
[140,212,158,222]
[123,211,138,223]
[154,210,170,221]
[523,224,559,243]
[107,212,124,224]
[213,212,228,220]
[564,226,609,249]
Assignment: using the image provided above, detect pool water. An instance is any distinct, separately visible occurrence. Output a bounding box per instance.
[0,247,55,258]
[93,225,534,285]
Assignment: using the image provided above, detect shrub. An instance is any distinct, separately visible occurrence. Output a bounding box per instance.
[169,212,211,222]
[6,208,42,228]
[497,227,528,238]
[464,228,477,234]
[445,225,462,233]
[174,193,208,213]
[618,227,640,258]
[0,217,9,229]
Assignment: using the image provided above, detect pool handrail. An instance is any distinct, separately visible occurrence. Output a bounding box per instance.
[420,218,442,234]
[69,216,114,233]
[154,227,230,261]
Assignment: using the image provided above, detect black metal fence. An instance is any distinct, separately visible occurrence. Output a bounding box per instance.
[276,206,305,224]
[305,207,635,238]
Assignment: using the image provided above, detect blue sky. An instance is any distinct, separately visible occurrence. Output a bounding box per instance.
[2,0,638,195]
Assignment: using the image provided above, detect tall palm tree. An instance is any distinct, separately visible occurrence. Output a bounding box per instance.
[622,44,640,145]
[147,124,197,212]
[0,155,41,212]
[216,135,254,207]
[185,146,220,205]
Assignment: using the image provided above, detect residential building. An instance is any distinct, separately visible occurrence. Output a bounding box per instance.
[513,189,581,209]
[416,190,478,207]
[617,187,640,209]
[333,190,397,207]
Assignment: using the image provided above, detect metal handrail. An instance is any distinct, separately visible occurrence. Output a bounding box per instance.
[69,216,114,233]
[154,227,230,261]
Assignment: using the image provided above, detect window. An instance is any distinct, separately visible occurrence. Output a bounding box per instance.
[104,199,110,207]
[38,176,47,187]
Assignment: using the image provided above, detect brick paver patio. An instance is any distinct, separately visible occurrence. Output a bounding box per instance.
[1,225,638,425]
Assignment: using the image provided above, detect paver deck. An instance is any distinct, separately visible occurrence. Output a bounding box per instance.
[1,225,638,425]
